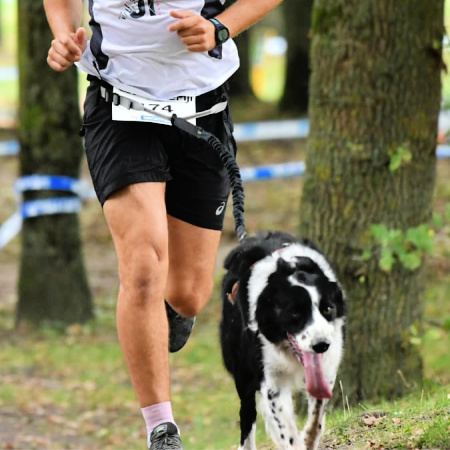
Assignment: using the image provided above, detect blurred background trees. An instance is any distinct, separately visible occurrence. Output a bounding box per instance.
[279,0,313,114]
[16,0,93,327]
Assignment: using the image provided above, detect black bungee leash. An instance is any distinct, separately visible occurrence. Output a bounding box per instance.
[170,114,248,243]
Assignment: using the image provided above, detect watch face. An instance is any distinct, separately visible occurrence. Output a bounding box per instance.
[218,28,229,43]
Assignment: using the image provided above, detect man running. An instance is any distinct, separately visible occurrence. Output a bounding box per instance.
[44,0,283,448]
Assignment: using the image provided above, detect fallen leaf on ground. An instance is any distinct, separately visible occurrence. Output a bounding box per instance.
[362,415,384,427]
[47,414,65,424]
[359,410,388,418]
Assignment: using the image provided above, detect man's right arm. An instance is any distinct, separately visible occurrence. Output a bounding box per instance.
[44,0,87,72]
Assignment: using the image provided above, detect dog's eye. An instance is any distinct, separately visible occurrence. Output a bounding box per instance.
[322,306,333,316]
[291,312,301,319]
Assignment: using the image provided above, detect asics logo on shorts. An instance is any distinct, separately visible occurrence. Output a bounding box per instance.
[216,201,226,216]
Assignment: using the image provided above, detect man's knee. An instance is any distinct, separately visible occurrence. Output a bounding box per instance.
[119,247,168,308]
[167,281,214,317]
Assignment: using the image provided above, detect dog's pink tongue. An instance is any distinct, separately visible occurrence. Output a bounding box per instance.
[302,352,333,399]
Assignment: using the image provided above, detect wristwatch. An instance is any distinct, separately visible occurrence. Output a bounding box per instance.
[209,18,230,45]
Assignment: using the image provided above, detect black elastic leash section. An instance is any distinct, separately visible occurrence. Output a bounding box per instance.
[171,114,247,242]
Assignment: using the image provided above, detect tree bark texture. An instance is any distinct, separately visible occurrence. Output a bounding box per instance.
[16,1,93,325]
[279,0,313,115]
[300,0,443,402]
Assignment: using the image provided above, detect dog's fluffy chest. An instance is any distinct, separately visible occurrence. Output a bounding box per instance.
[260,337,306,393]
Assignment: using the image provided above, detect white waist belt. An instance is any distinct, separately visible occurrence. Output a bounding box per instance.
[100,86,228,121]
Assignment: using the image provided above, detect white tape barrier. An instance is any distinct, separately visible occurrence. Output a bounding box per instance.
[240,161,305,181]
[2,114,450,150]
[14,174,96,199]
[0,212,21,249]
[438,145,450,159]
[21,197,82,219]
[1,142,450,251]
[234,119,309,142]
[0,140,19,156]
[0,66,17,83]
[0,175,89,251]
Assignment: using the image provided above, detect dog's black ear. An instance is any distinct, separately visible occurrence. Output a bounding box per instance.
[224,237,258,270]
[245,247,270,265]
[224,238,270,274]
[222,272,239,300]
[223,245,243,270]
[276,257,296,275]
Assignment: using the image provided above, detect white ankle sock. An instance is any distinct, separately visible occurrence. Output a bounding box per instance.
[141,402,178,445]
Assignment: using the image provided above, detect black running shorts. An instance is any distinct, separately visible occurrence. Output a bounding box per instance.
[81,77,237,231]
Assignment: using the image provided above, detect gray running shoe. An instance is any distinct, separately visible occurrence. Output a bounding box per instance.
[165,301,195,353]
[149,422,184,450]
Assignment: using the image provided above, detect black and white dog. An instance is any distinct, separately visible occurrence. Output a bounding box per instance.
[220,232,347,450]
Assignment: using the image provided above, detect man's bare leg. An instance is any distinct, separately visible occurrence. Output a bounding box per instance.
[103,182,170,407]
[103,184,222,450]
[165,214,222,318]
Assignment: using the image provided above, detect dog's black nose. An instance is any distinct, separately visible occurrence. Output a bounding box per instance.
[312,341,330,354]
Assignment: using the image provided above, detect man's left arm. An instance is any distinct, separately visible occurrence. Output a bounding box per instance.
[169,0,284,52]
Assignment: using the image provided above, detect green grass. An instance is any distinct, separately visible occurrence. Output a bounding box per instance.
[324,383,450,449]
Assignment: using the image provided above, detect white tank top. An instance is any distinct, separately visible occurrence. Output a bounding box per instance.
[77,0,240,100]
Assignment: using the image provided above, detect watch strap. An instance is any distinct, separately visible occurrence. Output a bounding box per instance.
[208,18,230,45]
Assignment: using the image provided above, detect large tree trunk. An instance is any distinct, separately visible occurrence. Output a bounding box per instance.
[279,0,313,115]
[16,0,93,326]
[300,1,443,403]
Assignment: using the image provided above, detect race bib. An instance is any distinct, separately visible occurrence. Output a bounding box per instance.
[111,87,196,125]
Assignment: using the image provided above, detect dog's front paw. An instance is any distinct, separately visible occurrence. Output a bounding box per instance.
[299,429,324,450]
[294,431,307,450]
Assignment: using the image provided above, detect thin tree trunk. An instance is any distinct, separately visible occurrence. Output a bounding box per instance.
[228,31,255,98]
[16,0,93,326]
[300,1,443,402]
[279,0,313,115]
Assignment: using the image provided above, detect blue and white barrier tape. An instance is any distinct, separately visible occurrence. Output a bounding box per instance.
[21,197,82,219]
[0,198,83,250]
[1,142,450,251]
[3,128,450,152]
[0,212,21,250]
[0,120,310,152]
[234,119,309,142]
[0,66,18,83]
[14,174,96,199]
[241,161,305,181]
[15,174,81,194]
[0,175,90,251]
[0,140,19,156]
[437,145,450,159]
